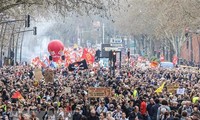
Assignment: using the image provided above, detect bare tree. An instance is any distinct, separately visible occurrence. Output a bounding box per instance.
[113,0,200,58]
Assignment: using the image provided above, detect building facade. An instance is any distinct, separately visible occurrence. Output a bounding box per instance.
[181,34,200,65]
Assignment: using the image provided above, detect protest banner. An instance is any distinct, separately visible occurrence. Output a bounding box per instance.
[167,83,179,94]
[44,69,54,83]
[34,68,43,81]
[88,87,111,98]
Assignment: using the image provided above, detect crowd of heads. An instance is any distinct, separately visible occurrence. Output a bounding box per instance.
[0,64,200,120]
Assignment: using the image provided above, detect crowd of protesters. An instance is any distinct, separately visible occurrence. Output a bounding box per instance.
[0,63,200,120]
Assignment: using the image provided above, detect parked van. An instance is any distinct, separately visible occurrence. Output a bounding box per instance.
[160,62,174,68]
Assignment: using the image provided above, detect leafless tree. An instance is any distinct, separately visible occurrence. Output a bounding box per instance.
[114,0,200,58]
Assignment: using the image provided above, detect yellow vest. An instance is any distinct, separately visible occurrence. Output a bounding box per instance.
[58,102,61,107]
[192,97,199,104]
[133,90,138,98]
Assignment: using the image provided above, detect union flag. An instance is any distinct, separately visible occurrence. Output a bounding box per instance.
[160,54,165,62]
[172,55,178,65]
[81,48,95,64]
[12,91,24,100]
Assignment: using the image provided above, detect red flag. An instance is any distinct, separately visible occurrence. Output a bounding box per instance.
[12,91,23,99]
[131,59,135,67]
[172,55,178,65]
[160,54,165,62]
[81,48,95,64]
[31,57,38,64]
[150,61,159,68]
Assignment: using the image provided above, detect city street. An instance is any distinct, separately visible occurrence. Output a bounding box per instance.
[0,0,200,120]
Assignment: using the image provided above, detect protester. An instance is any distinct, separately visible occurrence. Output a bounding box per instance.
[0,62,200,120]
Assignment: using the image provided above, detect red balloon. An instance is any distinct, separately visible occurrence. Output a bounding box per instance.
[48,40,64,62]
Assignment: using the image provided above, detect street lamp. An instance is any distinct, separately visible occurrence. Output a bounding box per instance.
[127,48,130,68]
[112,50,116,77]
[109,50,113,76]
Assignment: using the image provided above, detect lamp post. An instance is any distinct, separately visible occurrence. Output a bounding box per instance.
[109,50,113,76]
[127,48,130,68]
[102,23,105,44]
[0,15,31,65]
[113,50,116,77]
[16,27,37,63]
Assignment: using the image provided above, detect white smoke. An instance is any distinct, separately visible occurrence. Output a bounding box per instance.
[21,21,54,62]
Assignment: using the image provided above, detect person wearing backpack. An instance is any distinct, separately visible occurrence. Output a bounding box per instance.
[181,101,193,116]
[157,100,171,120]
[152,99,161,120]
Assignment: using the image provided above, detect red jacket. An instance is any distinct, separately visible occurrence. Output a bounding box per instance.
[66,106,72,112]
[140,101,147,115]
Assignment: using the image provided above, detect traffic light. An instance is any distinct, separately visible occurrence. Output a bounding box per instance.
[33,27,37,35]
[127,49,130,59]
[113,51,116,63]
[109,50,113,61]
[10,51,14,58]
[25,15,30,27]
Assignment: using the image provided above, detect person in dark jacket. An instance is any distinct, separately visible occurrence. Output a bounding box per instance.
[152,99,160,120]
[29,70,33,79]
[73,107,82,120]
[147,98,155,120]
[129,106,143,120]
[87,109,99,120]
[129,109,137,120]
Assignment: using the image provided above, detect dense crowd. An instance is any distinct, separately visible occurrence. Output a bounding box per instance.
[0,64,200,120]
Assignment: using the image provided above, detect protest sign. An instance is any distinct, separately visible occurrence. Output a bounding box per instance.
[88,87,111,98]
[177,88,185,95]
[167,83,179,94]
[34,68,43,81]
[62,87,71,94]
[99,58,109,68]
[44,69,54,83]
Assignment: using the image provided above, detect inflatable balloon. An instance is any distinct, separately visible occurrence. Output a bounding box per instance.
[48,40,64,62]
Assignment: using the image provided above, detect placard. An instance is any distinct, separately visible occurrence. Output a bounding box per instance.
[99,58,109,68]
[88,87,111,98]
[177,88,185,95]
[62,87,71,94]
[44,69,54,83]
[34,68,43,81]
[167,83,179,94]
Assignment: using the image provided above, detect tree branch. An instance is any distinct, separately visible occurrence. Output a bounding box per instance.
[0,3,23,13]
